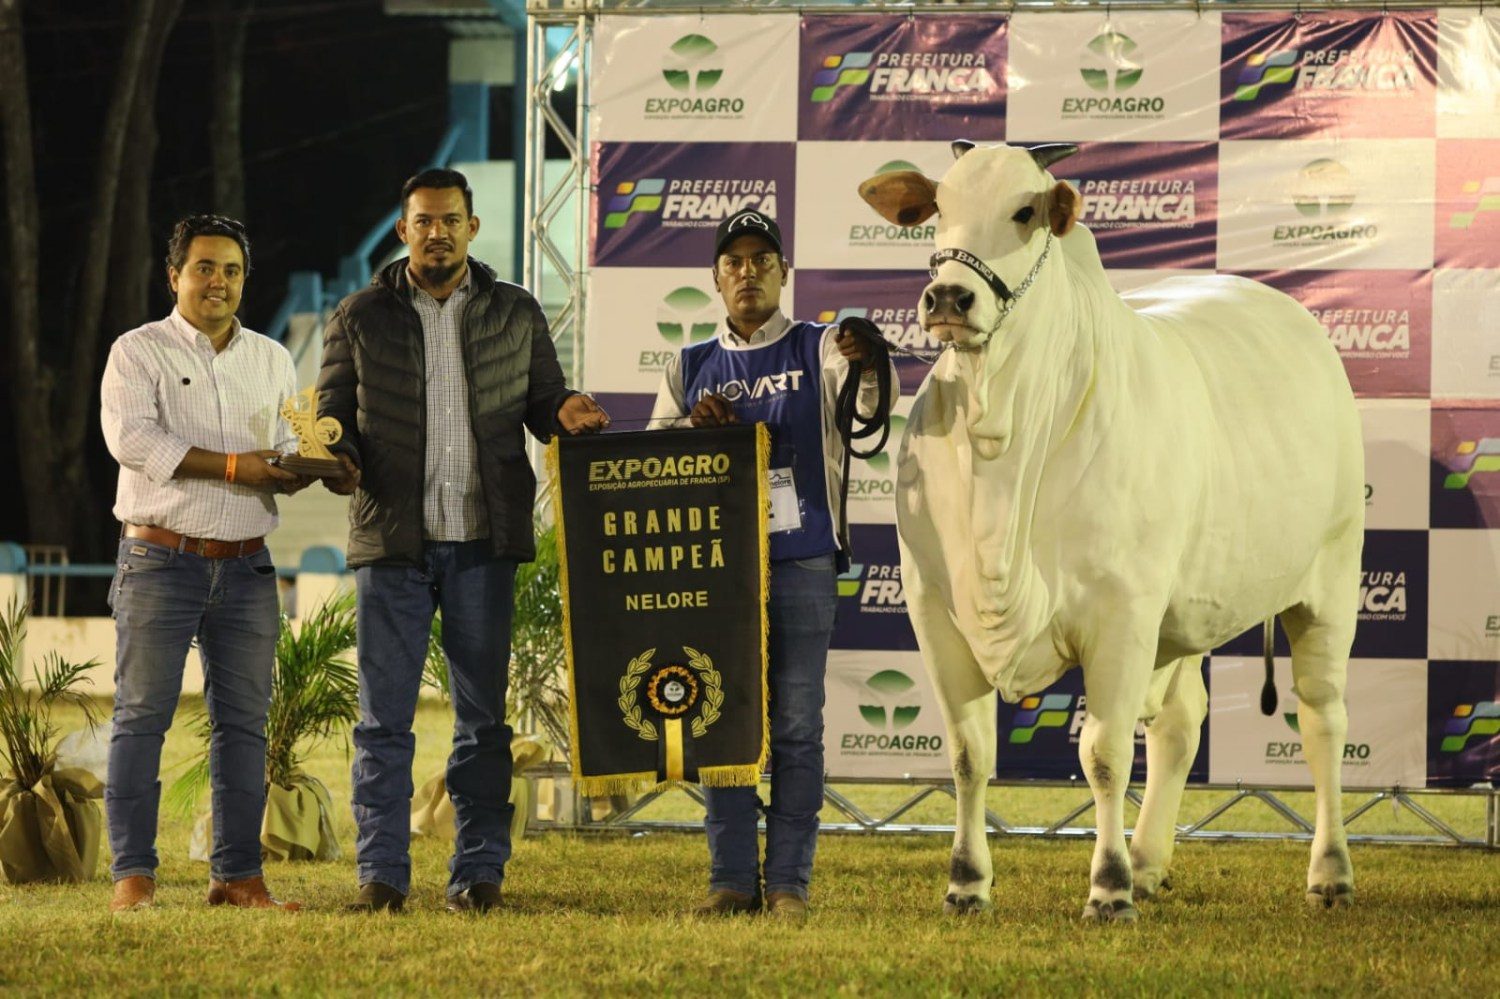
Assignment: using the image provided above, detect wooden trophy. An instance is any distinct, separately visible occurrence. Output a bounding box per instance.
[277,387,345,477]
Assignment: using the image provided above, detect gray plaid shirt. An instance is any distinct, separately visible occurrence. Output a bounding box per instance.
[411,266,487,541]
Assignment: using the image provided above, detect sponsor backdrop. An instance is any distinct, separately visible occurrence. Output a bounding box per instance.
[585,8,1500,786]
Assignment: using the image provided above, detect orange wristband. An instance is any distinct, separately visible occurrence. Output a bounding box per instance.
[225,452,238,483]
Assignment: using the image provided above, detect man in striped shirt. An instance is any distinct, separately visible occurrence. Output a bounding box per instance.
[99,214,306,914]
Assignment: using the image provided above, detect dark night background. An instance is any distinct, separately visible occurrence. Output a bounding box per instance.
[0,2,564,601]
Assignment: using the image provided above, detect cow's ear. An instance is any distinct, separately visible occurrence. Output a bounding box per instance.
[858,171,939,227]
[1048,180,1079,237]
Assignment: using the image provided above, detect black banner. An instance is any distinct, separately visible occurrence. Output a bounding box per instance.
[549,425,770,794]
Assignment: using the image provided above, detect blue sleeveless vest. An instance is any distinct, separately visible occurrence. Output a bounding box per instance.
[680,322,836,563]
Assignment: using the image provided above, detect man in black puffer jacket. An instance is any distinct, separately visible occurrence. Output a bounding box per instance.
[316,168,609,914]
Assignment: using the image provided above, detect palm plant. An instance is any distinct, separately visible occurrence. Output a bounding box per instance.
[419,525,570,754]
[0,599,99,789]
[168,591,359,811]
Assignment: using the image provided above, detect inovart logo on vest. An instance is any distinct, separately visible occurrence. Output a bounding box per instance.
[636,286,717,376]
[604,175,779,233]
[836,560,906,614]
[1268,712,1373,766]
[1273,159,1378,247]
[816,305,941,361]
[1233,46,1419,103]
[1443,437,1500,491]
[811,49,996,104]
[841,668,942,756]
[1309,305,1412,361]
[1449,177,1500,231]
[1440,701,1500,753]
[847,161,938,247]
[1063,31,1165,120]
[647,34,745,120]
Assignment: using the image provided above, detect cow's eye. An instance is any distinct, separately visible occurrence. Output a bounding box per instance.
[1011,206,1035,225]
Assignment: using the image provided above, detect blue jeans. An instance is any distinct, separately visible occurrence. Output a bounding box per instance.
[106,539,279,883]
[351,541,517,897]
[703,553,838,901]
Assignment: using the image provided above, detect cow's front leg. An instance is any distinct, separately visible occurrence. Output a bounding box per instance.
[941,685,998,914]
[1078,653,1153,924]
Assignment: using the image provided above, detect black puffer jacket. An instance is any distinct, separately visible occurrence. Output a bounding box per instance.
[316,258,574,568]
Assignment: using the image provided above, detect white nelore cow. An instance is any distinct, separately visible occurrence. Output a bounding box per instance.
[859,142,1364,922]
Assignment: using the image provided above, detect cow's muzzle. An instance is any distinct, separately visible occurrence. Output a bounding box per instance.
[924,284,976,338]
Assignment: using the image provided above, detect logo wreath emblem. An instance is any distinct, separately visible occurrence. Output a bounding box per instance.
[618,646,724,741]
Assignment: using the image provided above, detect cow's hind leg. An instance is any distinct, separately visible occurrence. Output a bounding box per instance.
[920,621,997,915]
[1130,656,1208,901]
[1280,569,1358,909]
[1078,636,1155,924]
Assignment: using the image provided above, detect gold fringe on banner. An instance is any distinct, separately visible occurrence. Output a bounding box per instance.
[548,438,588,784]
[752,423,772,781]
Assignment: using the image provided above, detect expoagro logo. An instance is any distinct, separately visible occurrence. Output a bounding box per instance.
[1443,437,1500,490]
[1273,713,1373,765]
[858,669,922,731]
[1233,45,1419,102]
[648,34,746,120]
[1007,693,1075,745]
[1063,30,1164,119]
[811,48,996,103]
[1273,158,1377,248]
[655,286,717,347]
[1439,701,1500,753]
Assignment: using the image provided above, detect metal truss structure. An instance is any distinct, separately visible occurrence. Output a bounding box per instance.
[522,0,1498,850]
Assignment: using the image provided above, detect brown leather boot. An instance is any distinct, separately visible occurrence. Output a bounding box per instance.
[206,875,300,911]
[765,891,809,923]
[689,888,761,917]
[109,875,156,913]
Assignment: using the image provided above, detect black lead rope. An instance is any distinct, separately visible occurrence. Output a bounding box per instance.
[832,316,895,562]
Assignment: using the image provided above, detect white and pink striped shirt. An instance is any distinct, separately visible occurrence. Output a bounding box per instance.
[100,308,298,541]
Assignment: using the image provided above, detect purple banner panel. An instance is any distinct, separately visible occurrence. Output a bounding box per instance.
[1231,270,1431,398]
[1425,661,1500,787]
[1215,529,1427,660]
[830,524,917,652]
[1431,403,1500,530]
[593,142,796,267]
[1055,142,1218,269]
[995,665,1210,783]
[799,15,1007,142]
[796,269,935,397]
[1436,139,1500,269]
[591,392,658,433]
[1221,10,1437,140]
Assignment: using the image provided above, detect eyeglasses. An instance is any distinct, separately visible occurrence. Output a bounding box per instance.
[715,251,780,275]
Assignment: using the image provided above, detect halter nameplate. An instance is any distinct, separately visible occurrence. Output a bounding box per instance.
[929,248,1012,303]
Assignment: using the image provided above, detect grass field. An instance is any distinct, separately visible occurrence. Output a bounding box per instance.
[1,700,1495,996]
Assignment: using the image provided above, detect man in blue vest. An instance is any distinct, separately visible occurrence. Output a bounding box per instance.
[649,209,900,921]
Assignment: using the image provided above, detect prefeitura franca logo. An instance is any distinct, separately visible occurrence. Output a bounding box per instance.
[604,178,666,229]
[1440,701,1500,753]
[618,646,723,740]
[810,52,873,103]
[1008,692,1074,744]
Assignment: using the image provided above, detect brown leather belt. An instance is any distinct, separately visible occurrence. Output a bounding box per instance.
[123,524,266,560]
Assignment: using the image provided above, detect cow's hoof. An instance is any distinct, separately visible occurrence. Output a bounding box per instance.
[1132,875,1172,902]
[943,893,992,916]
[1305,884,1355,910]
[1081,898,1138,924]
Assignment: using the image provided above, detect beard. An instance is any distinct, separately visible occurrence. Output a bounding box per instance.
[415,258,463,286]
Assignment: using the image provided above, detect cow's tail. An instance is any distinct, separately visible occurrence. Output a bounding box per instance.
[1259,617,1278,716]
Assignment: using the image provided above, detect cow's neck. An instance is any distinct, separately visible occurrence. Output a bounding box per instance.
[951,249,1094,674]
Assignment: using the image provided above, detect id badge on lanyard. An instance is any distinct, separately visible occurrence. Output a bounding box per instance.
[767,466,802,534]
